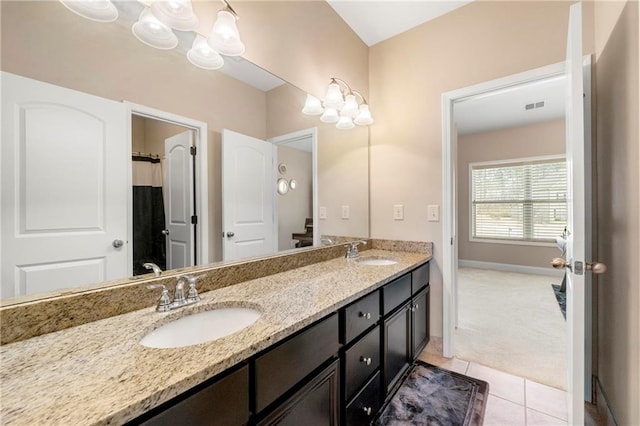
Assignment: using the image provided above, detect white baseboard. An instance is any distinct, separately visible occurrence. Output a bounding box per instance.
[458,259,564,278]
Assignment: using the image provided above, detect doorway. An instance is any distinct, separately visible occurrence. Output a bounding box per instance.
[126,102,209,276]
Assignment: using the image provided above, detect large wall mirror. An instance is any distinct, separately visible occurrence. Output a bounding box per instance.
[0,1,370,304]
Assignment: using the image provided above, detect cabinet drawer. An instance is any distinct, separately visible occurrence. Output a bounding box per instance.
[344,325,380,401]
[139,365,249,426]
[255,313,339,413]
[411,263,430,295]
[346,371,382,426]
[342,290,379,343]
[382,274,411,315]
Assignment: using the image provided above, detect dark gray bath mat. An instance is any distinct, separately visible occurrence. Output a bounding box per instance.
[552,284,567,320]
[374,360,489,426]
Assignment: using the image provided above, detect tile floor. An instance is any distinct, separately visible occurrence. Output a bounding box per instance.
[418,350,569,425]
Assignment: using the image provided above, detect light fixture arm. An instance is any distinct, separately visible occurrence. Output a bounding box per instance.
[221,0,239,20]
[352,90,368,105]
[330,77,354,95]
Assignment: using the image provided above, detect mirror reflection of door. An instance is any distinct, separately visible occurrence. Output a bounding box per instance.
[131,116,195,275]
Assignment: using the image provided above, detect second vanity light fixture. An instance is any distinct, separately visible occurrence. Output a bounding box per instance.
[59,0,245,70]
[302,78,374,130]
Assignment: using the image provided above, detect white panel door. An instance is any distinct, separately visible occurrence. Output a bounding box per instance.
[222,129,276,261]
[565,3,590,424]
[164,131,194,270]
[1,72,127,298]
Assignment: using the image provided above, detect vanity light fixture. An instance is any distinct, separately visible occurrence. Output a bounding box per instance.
[58,0,245,71]
[59,0,119,23]
[302,78,374,129]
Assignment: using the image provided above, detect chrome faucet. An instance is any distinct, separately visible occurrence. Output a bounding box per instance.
[143,262,162,277]
[148,274,203,312]
[345,240,367,259]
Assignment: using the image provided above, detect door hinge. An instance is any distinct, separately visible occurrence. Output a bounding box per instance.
[191,215,197,225]
[190,146,197,156]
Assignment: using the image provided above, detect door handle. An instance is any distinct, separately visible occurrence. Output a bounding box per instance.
[112,239,124,249]
[226,232,235,238]
[552,258,607,274]
[161,229,170,236]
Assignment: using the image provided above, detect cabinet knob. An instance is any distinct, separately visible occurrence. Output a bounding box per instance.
[362,406,372,416]
[414,304,419,310]
[359,311,371,320]
[360,356,372,366]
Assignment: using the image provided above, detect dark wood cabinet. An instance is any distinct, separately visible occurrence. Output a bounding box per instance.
[131,261,430,425]
[135,365,249,426]
[411,285,430,359]
[258,360,340,426]
[345,371,382,426]
[255,313,339,413]
[382,300,412,392]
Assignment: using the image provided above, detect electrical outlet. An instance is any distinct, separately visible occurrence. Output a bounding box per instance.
[341,205,350,219]
[393,204,404,220]
[319,206,327,219]
[428,205,440,222]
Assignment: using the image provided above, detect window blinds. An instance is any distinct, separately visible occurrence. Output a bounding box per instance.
[471,158,567,242]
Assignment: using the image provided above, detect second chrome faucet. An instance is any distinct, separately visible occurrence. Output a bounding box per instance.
[148,275,202,312]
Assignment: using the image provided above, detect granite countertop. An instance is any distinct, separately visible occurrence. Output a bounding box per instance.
[0,249,430,425]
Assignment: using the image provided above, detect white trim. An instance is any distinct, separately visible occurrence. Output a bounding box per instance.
[268,127,319,247]
[124,101,209,273]
[458,259,564,278]
[442,60,566,359]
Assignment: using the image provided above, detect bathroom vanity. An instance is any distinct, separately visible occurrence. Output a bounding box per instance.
[0,246,431,425]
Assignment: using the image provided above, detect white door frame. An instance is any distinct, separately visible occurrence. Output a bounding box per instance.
[268,127,319,247]
[125,102,209,274]
[441,59,593,398]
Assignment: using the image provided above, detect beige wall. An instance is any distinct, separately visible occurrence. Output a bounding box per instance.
[369,1,594,337]
[457,120,565,268]
[593,1,639,424]
[276,146,312,251]
[132,116,188,156]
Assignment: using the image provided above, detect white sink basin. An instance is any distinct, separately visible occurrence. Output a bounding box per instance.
[356,257,398,266]
[140,307,261,349]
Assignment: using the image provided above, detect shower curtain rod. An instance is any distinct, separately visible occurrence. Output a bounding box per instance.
[132,151,161,160]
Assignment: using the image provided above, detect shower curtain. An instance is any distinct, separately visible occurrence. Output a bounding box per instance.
[132,156,166,275]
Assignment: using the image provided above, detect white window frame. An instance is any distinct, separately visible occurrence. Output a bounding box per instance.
[468,154,566,247]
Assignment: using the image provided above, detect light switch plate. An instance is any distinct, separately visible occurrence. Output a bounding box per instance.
[319,206,327,219]
[428,205,440,222]
[393,204,404,220]
[341,205,350,219]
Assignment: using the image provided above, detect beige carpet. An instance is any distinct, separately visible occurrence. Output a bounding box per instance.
[454,267,567,390]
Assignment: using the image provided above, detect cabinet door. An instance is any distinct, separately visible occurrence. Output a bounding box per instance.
[138,365,249,426]
[383,301,411,392]
[412,286,430,359]
[258,360,339,426]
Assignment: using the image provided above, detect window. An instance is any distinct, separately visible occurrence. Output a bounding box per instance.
[470,156,567,243]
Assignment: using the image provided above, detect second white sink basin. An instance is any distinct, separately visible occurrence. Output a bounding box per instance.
[356,257,398,266]
[140,307,261,349]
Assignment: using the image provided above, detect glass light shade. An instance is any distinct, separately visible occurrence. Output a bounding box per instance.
[341,94,359,118]
[320,108,339,124]
[323,82,344,109]
[302,94,324,116]
[59,0,118,23]
[354,104,374,125]
[132,8,178,50]
[208,10,245,56]
[151,0,199,31]
[187,35,224,70]
[336,114,355,130]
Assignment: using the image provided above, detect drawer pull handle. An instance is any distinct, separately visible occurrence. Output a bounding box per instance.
[359,312,372,320]
[360,356,372,366]
[362,406,372,416]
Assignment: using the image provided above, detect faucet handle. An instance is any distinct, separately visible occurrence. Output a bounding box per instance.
[147,284,171,312]
[345,240,367,259]
[181,274,204,302]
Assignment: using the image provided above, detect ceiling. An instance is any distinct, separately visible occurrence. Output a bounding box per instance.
[326,0,473,47]
[325,1,565,134]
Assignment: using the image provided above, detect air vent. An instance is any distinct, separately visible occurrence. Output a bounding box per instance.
[525,101,545,111]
